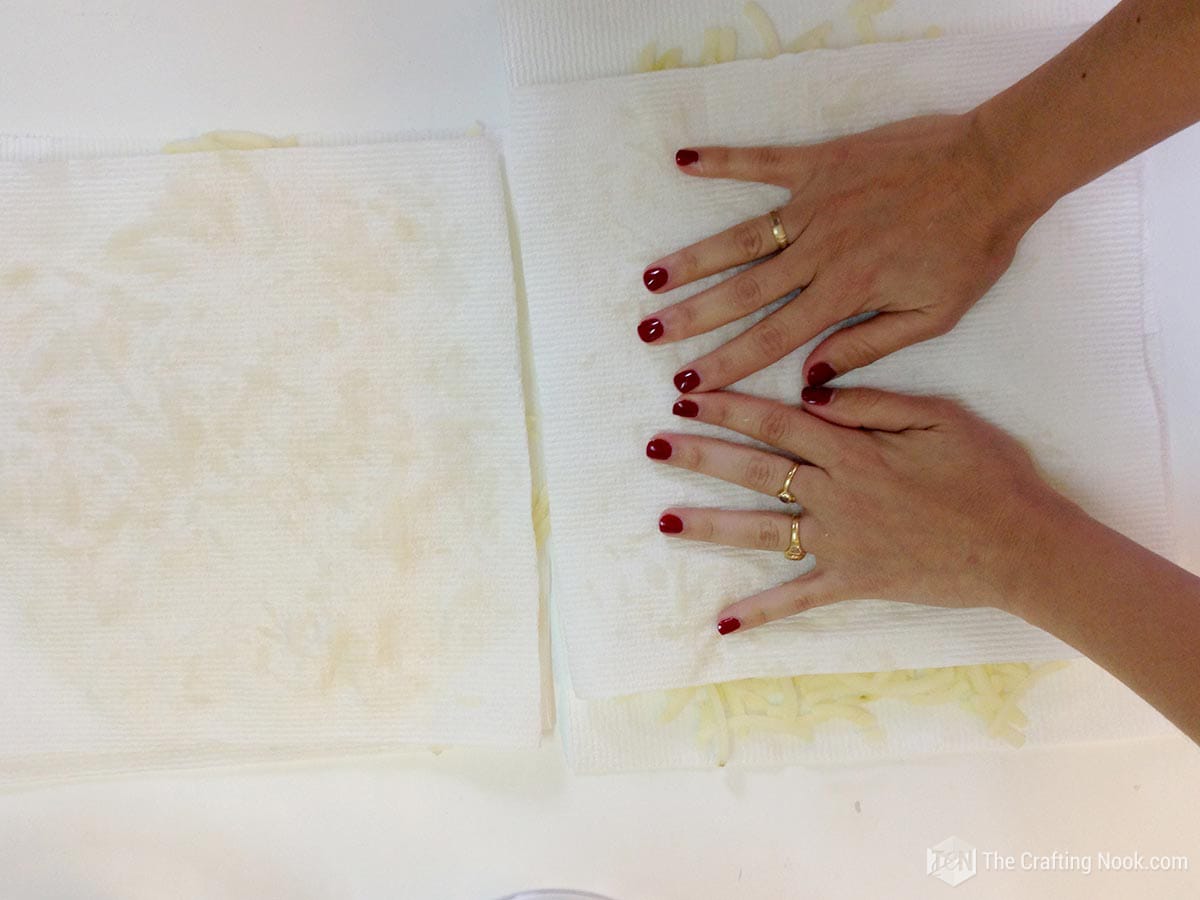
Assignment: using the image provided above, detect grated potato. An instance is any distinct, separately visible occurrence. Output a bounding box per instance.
[664,662,1071,765]
[636,41,659,73]
[654,47,685,70]
[789,22,834,53]
[849,0,895,43]
[162,130,298,154]
[743,1,782,58]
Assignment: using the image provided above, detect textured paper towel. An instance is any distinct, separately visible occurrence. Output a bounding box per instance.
[499,0,1117,87]
[508,27,1172,699]
[0,137,542,783]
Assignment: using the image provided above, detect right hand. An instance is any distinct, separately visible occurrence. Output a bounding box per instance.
[650,385,1082,632]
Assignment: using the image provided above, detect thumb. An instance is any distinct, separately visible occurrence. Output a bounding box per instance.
[716,568,851,633]
[798,385,956,433]
[804,310,943,386]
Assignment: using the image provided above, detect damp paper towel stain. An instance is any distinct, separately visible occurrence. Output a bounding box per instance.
[0,139,542,780]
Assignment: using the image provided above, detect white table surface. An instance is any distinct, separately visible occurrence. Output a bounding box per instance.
[2,2,1200,898]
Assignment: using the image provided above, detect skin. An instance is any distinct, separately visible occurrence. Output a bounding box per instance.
[644,0,1200,742]
[641,0,1200,390]
[652,389,1200,744]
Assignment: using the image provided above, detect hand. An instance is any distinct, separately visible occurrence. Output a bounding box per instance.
[650,387,1079,633]
[638,114,1032,392]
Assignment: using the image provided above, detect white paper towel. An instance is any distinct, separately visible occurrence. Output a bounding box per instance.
[507,27,1172,699]
[0,137,543,783]
[499,0,1118,88]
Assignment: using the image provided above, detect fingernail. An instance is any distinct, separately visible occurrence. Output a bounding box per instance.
[659,514,684,534]
[675,148,699,167]
[673,399,699,418]
[646,438,673,460]
[717,617,741,635]
[674,369,701,393]
[638,317,664,343]
[801,385,834,406]
[807,362,836,387]
[643,267,669,292]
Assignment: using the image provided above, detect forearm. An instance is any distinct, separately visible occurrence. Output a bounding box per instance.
[971,0,1200,228]
[1012,501,1200,742]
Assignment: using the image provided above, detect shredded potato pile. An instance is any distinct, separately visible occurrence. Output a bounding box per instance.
[661,662,1070,765]
[635,0,945,71]
[162,130,299,154]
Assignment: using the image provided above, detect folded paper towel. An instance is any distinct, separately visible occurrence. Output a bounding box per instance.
[0,138,542,783]
[508,26,1172,699]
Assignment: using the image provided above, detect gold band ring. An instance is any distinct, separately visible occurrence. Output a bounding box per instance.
[784,515,807,561]
[777,463,799,504]
[768,208,790,251]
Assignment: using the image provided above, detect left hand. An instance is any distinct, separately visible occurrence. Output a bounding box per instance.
[649,386,1077,633]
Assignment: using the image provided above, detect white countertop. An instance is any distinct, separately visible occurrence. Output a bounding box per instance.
[2,2,1199,898]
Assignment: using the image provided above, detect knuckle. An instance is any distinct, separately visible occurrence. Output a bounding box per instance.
[672,299,699,329]
[855,389,884,418]
[732,221,764,259]
[680,442,705,470]
[731,272,763,310]
[752,320,791,360]
[753,146,787,172]
[758,407,793,446]
[743,457,776,493]
[706,396,731,428]
[755,518,783,551]
[789,592,812,616]
[675,248,700,278]
[842,330,883,367]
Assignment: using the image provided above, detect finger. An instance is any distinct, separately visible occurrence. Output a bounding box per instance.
[674,285,841,395]
[715,570,854,634]
[640,205,808,296]
[799,385,956,432]
[645,433,819,501]
[671,390,847,469]
[675,145,801,187]
[802,310,943,383]
[657,507,818,555]
[645,247,816,343]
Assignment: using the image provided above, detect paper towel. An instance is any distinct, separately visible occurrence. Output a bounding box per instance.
[0,137,543,783]
[507,26,1172,699]
[499,0,1118,88]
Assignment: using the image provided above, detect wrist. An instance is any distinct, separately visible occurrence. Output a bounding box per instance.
[988,488,1096,624]
[961,103,1059,241]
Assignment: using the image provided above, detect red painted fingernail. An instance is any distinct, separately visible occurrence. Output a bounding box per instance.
[801,385,834,406]
[673,399,699,418]
[674,369,701,393]
[659,514,684,534]
[646,439,673,460]
[807,362,836,387]
[717,617,741,635]
[675,148,699,167]
[643,267,669,292]
[638,317,664,343]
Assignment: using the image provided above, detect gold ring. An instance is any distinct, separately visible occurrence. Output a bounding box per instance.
[768,208,790,251]
[777,463,799,504]
[784,515,806,561]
